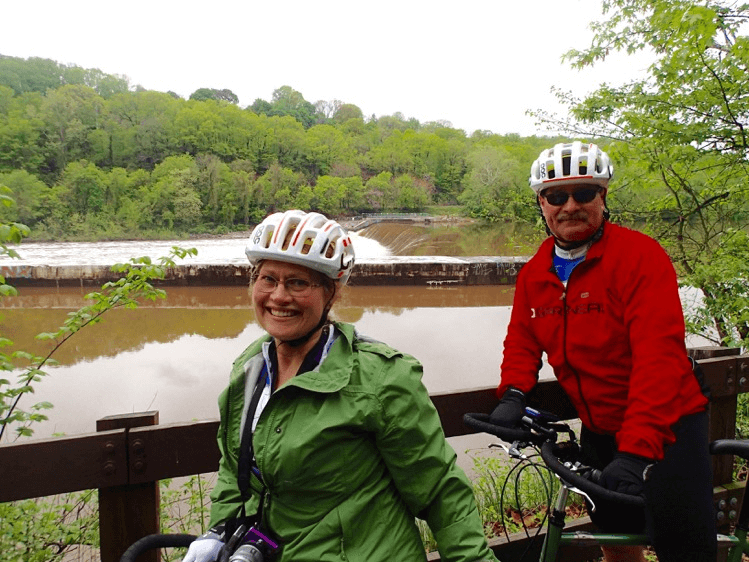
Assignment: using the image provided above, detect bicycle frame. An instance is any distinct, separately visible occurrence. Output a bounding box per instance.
[538,461,749,562]
[464,412,749,562]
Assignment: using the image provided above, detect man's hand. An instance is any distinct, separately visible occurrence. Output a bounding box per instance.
[600,452,654,497]
[489,387,526,428]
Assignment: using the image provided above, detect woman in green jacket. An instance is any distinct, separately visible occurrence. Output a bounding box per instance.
[181,210,497,562]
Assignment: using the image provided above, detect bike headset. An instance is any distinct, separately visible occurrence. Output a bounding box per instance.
[245,210,356,348]
[529,141,614,248]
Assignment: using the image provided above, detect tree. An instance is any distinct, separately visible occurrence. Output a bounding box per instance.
[393,174,431,211]
[267,86,319,128]
[364,171,393,211]
[189,88,239,104]
[139,155,201,230]
[365,130,415,176]
[304,124,357,177]
[194,153,234,225]
[312,175,365,215]
[0,55,63,95]
[60,160,108,216]
[532,0,749,347]
[103,90,181,169]
[0,86,44,173]
[458,146,529,222]
[333,103,363,123]
[0,170,49,225]
[315,99,343,121]
[254,163,304,212]
[40,85,104,176]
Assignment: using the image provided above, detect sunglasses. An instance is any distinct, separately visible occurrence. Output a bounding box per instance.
[540,187,602,207]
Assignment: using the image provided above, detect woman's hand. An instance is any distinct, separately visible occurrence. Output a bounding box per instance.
[182,533,224,562]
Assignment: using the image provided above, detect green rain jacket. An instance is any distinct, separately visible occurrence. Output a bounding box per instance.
[209,322,497,562]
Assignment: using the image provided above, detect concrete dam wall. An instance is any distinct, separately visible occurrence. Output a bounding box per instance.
[0,256,529,287]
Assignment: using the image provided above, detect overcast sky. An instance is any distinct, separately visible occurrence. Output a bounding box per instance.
[2,0,652,136]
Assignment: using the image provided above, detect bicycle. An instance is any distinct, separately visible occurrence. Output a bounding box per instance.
[463,409,749,562]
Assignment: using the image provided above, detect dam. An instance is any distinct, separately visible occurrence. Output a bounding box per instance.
[0,224,531,287]
[0,255,528,287]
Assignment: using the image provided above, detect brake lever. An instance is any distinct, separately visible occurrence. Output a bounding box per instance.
[489,441,530,460]
[558,461,600,513]
[566,483,598,513]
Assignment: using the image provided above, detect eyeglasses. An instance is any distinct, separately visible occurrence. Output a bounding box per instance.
[541,187,602,207]
[253,274,322,297]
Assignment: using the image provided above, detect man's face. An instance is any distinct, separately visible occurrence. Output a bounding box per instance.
[538,184,607,246]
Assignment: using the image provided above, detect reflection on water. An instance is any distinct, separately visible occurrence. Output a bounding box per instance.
[0,285,519,439]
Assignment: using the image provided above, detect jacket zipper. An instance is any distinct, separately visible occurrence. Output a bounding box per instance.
[561,271,598,432]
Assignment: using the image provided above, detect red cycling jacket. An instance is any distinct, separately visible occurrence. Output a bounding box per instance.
[498,223,707,460]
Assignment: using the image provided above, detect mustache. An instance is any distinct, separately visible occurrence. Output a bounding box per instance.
[558,212,588,221]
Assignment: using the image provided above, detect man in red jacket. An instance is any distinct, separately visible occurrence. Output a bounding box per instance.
[491,141,716,562]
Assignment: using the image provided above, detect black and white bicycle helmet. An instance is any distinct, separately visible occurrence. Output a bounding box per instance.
[529,141,613,194]
[245,210,355,285]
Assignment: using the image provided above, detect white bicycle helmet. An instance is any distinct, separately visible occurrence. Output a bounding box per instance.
[245,210,355,284]
[529,141,613,194]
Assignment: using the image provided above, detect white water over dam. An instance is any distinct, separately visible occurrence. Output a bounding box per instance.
[0,232,391,267]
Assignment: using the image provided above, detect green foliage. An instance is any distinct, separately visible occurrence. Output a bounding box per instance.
[472,452,541,536]
[458,146,534,223]
[159,475,216,562]
[468,448,585,539]
[0,54,572,238]
[0,54,129,98]
[0,491,99,562]
[683,229,749,349]
[531,0,749,351]
[189,88,238,104]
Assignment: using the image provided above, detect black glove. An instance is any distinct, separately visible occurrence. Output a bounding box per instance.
[600,452,654,496]
[489,387,526,428]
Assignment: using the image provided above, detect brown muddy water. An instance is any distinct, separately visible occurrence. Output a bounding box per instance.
[1,284,552,443]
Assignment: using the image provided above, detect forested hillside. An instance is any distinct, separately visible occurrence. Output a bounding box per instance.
[0,54,558,240]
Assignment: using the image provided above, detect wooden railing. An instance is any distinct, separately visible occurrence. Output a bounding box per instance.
[1,347,747,562]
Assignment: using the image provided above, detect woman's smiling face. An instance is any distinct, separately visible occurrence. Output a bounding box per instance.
[252,260,330,343]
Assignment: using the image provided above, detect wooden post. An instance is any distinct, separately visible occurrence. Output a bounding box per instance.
[97,412,160,562]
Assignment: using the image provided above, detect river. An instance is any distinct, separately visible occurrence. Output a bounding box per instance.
[0,228,533,447]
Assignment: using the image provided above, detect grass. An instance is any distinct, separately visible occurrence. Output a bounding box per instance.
[467,446,587,542]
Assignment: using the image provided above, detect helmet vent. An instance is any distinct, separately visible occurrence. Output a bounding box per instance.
[323,240,336,259]
[261,228,274,249]
[280,218,301,251]
[300,237,313,255]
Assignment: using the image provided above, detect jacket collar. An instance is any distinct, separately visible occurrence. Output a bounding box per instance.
[277,321,354,394]
[540,221,612,269]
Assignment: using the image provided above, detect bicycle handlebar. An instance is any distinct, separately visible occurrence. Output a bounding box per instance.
[119,533,196,562]
[462,412,541,445]
[538,441,645,508]
[464,412,646,509]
